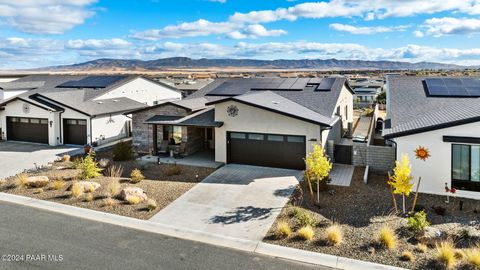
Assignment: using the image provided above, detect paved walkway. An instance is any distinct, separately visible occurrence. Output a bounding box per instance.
[0,142,80,179]
[353,116,373,141]
[328,164,355,187]
[150,164,302,241]
[139,150,224,169]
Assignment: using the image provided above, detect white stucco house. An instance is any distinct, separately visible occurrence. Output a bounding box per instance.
[130,77,354,170]
[0,75,181,146]
[383,76,480,200]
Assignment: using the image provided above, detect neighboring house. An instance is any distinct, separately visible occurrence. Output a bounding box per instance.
[350,78,385,108]
[158,78,213,97]
[383,76,480,200]
[130,77,354,170]
[0,75,181,146]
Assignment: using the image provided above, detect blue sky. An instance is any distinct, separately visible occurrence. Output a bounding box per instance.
[1,0,480,69]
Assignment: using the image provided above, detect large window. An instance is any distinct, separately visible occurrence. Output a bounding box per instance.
[452,144,480,191]
[163,125,182,145]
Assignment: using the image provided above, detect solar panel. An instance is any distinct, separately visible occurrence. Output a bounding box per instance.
[466,87,480,95]
[206,81,250,96]
[425,78,480,97]
[315,78,336,91]
[307,78,323,85]
[447,86,469,96]
[250,78,305,91]
[57,76,127,89]
[443,78,463,87]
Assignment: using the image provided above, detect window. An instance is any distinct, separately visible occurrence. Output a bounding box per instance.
[452,144,480,191]
[78,120,87,125]
[163,125,182,145]
[248,134,264,141]
[267,135,284,142]
[20,118,29,123]
[230,132,246,139]
[287,136,305,143]
[30,119,40,124]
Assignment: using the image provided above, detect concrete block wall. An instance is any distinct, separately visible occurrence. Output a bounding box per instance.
[352,143,395,172]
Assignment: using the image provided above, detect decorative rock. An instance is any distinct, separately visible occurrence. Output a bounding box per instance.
[368,247,376,254]
[98,158,110,168]
[26,176,49,188]
[119,187,147,202]
[76,181,101,193]
[417,227,447,246]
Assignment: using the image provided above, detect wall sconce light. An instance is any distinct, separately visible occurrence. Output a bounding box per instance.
[49,121,53,127]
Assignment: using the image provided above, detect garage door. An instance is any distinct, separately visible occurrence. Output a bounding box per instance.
[227,132,306,170]
[63,119,87,145]
[7,117,48,144]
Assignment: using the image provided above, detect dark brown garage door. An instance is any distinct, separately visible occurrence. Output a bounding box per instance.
[7,117,48,144]
[227,132,306,170]
[63,119,87,145]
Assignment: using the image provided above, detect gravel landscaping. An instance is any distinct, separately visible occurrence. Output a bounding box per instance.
[264,167,480,270]
[0,153,215,220]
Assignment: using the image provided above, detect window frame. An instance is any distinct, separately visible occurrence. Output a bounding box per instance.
[451,143,480,192]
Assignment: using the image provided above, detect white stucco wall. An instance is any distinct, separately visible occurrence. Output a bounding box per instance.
[333,85,354,130]
[91,114,130,145]
[393,121,480,200]
[1,90,28,101]
[214,101,322,163]
[95,77,181,105]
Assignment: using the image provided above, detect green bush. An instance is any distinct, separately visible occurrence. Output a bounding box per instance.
[294,208,317,227]
[130,169,145,183]
[113,141,134,161]
[407,210,430,233]
[78,152,102,179]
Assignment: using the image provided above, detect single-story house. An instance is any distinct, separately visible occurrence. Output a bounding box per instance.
[0,75,181,146]
[130,77,354,170]
[383,76,480,200]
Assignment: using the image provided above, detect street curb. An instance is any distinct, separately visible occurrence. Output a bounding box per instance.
[0,192,407,270]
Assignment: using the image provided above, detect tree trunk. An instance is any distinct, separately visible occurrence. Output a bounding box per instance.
[316,180,320,204]
[411,177,422,213]
[305,172,315,204]
[402,195,406,214]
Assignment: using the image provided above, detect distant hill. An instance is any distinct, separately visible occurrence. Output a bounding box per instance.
[39,57,468,71]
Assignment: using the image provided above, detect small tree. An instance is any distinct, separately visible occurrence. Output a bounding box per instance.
[388,153,414,214]
[78,152,102,179]
[304,144,332,204]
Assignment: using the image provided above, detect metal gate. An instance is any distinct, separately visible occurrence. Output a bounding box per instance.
[334,144,352,165]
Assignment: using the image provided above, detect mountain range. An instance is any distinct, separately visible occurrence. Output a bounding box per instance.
[40,57,470,71]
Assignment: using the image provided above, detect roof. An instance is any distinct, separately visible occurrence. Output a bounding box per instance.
[383,76,480,138]
[0,81,45,91]
[145,107,223,127]
[0,75,148,116]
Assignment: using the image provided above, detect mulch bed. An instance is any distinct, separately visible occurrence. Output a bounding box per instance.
[0,159,215,220]
[264,167,480,270]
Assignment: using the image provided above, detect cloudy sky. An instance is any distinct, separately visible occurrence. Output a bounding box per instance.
[2,0,480,69]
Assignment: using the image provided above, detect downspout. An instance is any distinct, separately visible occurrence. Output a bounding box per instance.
[59,111,63,144]
[89,117,93,145]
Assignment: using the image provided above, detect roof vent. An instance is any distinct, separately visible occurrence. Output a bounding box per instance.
[113,99,118,102]
[272,101,279,105]
[97,101,103,104]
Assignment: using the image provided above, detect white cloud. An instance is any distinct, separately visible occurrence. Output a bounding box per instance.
[227,24,287,39]
[0,0,97,34]
[415,17,480,37]
[65,38,137,57]
[329,23,409,35]
[209,0,226,3]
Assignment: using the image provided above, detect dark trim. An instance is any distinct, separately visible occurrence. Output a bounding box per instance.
[443,136,480,144]
[384,116,480,139]
[0,97,56,112]
[29,94,64,112]
[31,94,91,116]
[146,122,223,128]
[124,101,191,115]
[450,144,480,192]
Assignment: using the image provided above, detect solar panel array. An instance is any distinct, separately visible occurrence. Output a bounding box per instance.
[425,78,480,97]
[57,76,127,89]
[206,78,336,96]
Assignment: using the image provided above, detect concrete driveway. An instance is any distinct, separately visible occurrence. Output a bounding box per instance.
[0,142,80,179]
[150,164,302,241]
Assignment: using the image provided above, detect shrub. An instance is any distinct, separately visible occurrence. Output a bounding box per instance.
[377,225,397,250]
[166,165,182,176]
[130,169,145,183]
[325,224,343,246]
[84,193,94,202]
[14,173,29,188]
[33,188,44,194]
[400,251,415,262]
[112,141,134,161]
[127,196,142,205]
[407,211,430,233]
[435,241,457,269]
[51,180,66,190]
[71,182,83,198]
[297,225,314,241]
[465,247,480,268]
[147,199,157,211]
[62,155,71,162]
[103,198,115,207]
[105,181,121,198]
[105,164,123,178]
[416,243,428,253]
[276,221,292,238]
[78,152,102,179]
[294,209,317,227]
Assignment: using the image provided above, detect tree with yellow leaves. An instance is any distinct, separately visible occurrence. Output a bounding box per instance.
[388,153,414,214]
[304,144,333,204]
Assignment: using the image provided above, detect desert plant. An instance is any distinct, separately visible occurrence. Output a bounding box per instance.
[293,209,317,227]
[77,152,102,179]
[105,181,121,198]
[51,180,66,190]
[103,198,115,207]
[62,155,71,162]
[435,241,457,269]
[34,188,44,194]
[84,193,94,202]
[304,144,332,204]
[377,225,397,250]
[14,173,29,188]
[416,243,428,253]
[130,169,145,183]
[276,221,292,238]
[127,196,142,205]
[388,153,414,214]
[297,225,314,241]
[400,251,415,262]
[166,165,182,176]
[407,210,430,233]
[112,141,134,161]
[465,247,480,268]
[105,164,123,178]
[71,182,83,198]
[147,199,157,211]
[325,224,343,246]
